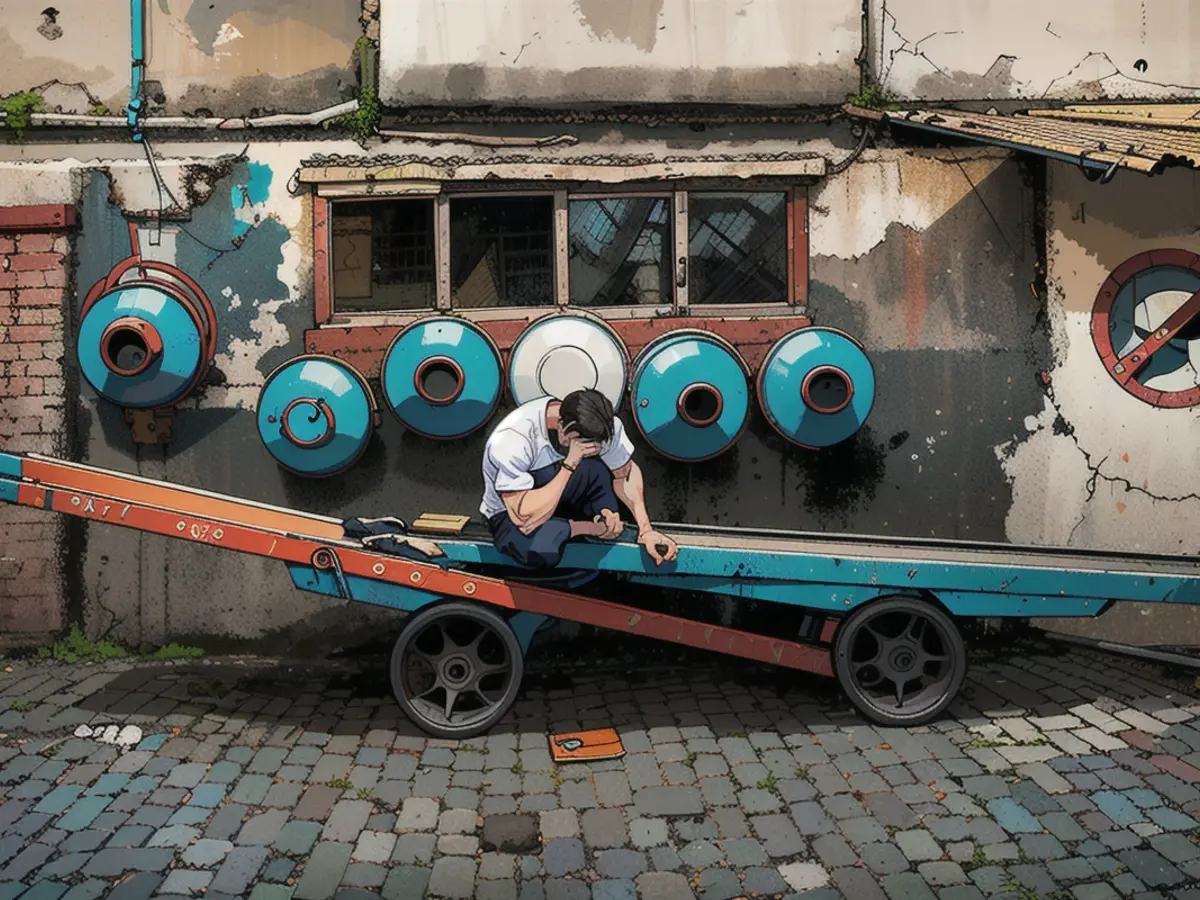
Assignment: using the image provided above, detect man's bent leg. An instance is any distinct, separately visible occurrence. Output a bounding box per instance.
[488,512,572,569]
[559,457,621,521]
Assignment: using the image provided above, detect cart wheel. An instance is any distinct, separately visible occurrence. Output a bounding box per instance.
[390,602,524,739]
[834,595,966,727]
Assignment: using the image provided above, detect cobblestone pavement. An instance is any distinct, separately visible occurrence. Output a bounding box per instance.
[0,634,1199,899]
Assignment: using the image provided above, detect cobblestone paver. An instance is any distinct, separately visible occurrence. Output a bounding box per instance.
[0,637,1198,897]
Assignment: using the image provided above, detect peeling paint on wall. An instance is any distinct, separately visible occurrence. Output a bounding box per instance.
[875,0,1200,101]
[995,162,1200,557]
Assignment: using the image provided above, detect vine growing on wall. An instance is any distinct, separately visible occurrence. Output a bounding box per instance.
[332,35,382,145]
[0,91,46,140]
[848,79,901,111]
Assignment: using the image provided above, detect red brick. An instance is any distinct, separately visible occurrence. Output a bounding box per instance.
[43,269,67,288]
[0,289,13,305]
[17,558,48,579]
[17,271,45,288]
[0,396,57,417]
[0,310,13,327]
[2,434,56,453]
[0,593,63,634]
[15,234,55,253]
[9,252,63,272]
[0,523,53,543]
[0,275,15,290]
[0,507,56,527]
[16,287,63,307]
[22,360,60,378]
[5,378,43,396]
[17,307,61,326]
[17,343,45,360]
[5,325,55,343]
[0,238,14,254]
[0,344,17,361]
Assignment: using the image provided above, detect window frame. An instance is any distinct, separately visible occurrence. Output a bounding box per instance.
[314,181,809,326]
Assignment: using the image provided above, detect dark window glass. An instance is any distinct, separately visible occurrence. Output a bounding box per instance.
[688,192,788,305]
[451,196,554,308]
[568,197,672,307]
[332,199,436,312]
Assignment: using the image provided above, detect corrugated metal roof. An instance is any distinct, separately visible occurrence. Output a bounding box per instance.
[846,103,1200,175]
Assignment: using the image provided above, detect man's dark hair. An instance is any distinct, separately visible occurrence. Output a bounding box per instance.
[559,389,614,442]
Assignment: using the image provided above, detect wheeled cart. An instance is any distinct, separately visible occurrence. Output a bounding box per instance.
[3,450,1198,738]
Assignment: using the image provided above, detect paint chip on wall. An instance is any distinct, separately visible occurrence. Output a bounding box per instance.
[213,22,243,48]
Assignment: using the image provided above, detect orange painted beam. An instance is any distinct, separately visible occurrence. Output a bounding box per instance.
[6,459,833,679]
[20,456,346,541]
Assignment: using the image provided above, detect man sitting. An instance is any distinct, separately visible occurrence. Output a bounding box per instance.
[480,388,679,570]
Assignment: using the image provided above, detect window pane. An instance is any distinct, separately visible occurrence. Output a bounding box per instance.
[450,197,554,308]
[332,199,436,312]
[688,192,788,305]
[568,197,672,307]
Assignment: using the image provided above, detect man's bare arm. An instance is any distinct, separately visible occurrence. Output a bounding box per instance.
[501,474,571,535]
[611,460,652,534]
[611,459,679,565]
[502,437,600,535]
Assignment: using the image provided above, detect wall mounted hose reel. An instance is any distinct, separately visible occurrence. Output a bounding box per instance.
[381,316,503,440]
[256,354,380,477]
[78,237,218,444]
[757,326,876,449]
[630,330,750,462]
[507,312,629,407]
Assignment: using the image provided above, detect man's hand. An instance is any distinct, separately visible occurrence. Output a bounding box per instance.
[638,529,679,566]
[564,431,601,469]
[592,508,622,540]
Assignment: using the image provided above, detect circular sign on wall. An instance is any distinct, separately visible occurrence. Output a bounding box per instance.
[1092,249,1200,409]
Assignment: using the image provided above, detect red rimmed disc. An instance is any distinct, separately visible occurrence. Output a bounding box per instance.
[1091,249,1200,409]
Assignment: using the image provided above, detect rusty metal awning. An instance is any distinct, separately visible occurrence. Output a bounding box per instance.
[846,102,1200,176]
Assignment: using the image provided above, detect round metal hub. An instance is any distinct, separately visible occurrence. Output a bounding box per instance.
[441,654,473,688]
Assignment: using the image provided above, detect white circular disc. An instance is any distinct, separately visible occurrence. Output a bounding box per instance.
[509,316,628,405]
[537,346,598,397]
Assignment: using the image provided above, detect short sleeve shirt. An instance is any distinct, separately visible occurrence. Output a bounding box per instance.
[480,397,634,517]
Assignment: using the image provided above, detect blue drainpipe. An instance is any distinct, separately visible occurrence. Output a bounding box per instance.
[128,0,145,142]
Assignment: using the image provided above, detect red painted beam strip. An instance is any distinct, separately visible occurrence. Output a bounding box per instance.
[0,204,78,232]
[1113,287,1200,386]
[305,313,813,379]
[313,196,332,325]
[20,457,345,541]
[7,470,833,679]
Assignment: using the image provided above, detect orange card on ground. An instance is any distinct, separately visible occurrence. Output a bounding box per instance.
[549,728,626,763]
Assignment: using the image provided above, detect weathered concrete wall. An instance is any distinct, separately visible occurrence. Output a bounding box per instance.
[872,0,1200,101]
[0,1,358,117]
[5,131,1193,649]
[9,129,1046,648]
[379,0,862,106]
[1005,161,1200,644]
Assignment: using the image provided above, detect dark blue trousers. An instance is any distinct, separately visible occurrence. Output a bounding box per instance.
[488,458,620,569]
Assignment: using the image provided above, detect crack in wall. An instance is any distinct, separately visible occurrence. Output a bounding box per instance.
[880,8,961,83]
[1028,380,1200,545]
[1039,50,1200,98]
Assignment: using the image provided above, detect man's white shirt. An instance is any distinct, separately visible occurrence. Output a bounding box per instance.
[480,396,634,518]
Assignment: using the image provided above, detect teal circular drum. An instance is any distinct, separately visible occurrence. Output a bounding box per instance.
[757,327,875,449]
[257,355,378,477]
[631,330,750,461]
[381,317,503,439]
[77,285,205,408]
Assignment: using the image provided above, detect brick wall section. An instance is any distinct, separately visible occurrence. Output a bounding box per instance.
[0,205,77,640]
